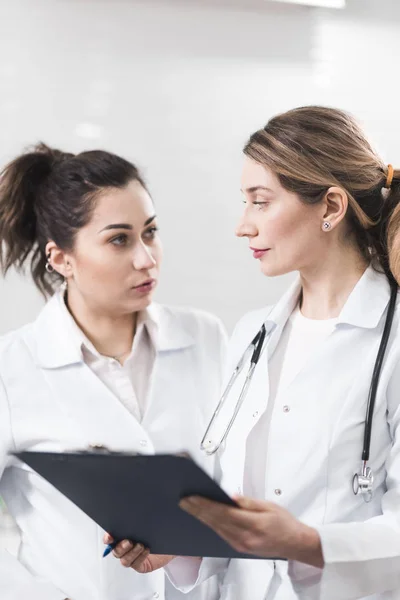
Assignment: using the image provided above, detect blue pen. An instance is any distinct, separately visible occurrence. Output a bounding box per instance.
[103,541,117,558]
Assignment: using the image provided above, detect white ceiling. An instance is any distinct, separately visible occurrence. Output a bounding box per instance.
[136,0,346,9]
[269,0,345,7]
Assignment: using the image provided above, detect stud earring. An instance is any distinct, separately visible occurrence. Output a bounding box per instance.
[322,221,332,231]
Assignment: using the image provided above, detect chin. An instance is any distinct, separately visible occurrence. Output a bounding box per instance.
[126,293,154,313]
[259,259,294,278]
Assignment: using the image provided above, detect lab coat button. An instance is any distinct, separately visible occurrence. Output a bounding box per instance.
[283,405,290,413]
[274,489,282,496]
[140,440,148,447]
[153,594,160,599]
[253,411,259,418]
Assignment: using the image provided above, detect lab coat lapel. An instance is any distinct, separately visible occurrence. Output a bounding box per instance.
[242,266,392,431]
[140,305,195,429]
[41,363,153,452]
[266,275,302,359]
[26,292,154,453]
[240,276,302,422]
[219,278,301,490]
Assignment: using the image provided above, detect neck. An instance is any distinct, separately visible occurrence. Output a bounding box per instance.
[65,287,137,359]
[299,248,369,320]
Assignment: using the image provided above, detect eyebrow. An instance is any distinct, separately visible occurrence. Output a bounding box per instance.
[98,215,156,233]
[241,186,274,194]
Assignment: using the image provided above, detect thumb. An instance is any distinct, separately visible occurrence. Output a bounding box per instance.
[103,532,114,544]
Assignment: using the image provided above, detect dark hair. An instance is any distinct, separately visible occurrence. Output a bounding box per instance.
[244,106,400,284]
[0,143,148,296]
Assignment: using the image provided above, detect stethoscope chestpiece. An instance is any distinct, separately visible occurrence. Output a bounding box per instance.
[200,438,224,456]
[352,464,373,503]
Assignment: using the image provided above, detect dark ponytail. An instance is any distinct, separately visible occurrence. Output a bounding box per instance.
[0,144,71,295]
[0,143,147,296]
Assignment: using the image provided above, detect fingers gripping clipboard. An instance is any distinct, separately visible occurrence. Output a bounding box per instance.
[15,451,283,560]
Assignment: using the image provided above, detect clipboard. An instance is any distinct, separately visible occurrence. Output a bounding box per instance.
[15,450,281,560]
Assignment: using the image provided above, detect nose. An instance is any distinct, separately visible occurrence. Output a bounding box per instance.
[235,211,258,238]
[132,241,157,271]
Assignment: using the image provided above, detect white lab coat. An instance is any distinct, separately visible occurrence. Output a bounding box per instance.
[168,266,400,600]
[0,292,227,600]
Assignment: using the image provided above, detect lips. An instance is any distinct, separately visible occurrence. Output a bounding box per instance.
[133,279,156,290]
[250,247,270,259]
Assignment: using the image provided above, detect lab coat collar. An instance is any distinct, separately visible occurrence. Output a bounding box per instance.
[265,264,392,332]
[336,265,392,329]
[262,277,302,359]
[265,277,302,330]
[58,287,160,360]
[144,304,195,351]
[31,288,194,369]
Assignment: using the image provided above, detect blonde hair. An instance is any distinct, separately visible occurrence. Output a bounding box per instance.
[244,106,400,283]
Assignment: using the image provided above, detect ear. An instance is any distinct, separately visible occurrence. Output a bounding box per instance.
[45,241,73,278]
[321,187,348,230]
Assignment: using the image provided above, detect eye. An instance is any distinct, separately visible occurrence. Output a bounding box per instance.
[143,226,159,240]
[253,201,268,211]
[110,234,128,246]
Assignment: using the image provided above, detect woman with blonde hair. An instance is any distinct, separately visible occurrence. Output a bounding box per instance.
[112,106,400,599]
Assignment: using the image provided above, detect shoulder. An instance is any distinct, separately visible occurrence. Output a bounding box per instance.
[155,303,228,349]
[156,303,226,336]
[0,323,32,354]
[0,293,59,363]
[0,322,36,379]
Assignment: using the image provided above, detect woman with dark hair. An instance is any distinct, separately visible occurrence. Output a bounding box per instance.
[116,107,400,599]
[0,144,226,600]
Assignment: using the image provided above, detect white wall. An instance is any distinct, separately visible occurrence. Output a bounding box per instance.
[0,0,399,333]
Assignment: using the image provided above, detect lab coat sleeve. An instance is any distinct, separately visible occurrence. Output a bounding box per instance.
[166,556,229,593]
[288,359,400,600]
[0,376,67,600]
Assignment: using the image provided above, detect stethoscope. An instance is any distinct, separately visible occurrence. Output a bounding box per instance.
[201,282,398,502]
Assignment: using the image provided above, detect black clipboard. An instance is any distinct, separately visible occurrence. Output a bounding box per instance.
[15,450,281,560]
